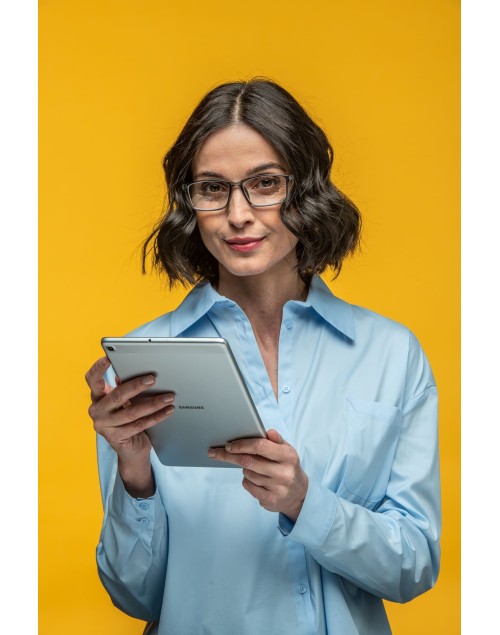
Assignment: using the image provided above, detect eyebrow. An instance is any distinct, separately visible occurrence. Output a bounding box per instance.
[193,162,287,180]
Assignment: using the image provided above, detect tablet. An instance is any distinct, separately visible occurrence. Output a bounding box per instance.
[101,337,266,468]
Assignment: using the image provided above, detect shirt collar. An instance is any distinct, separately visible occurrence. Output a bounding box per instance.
[300,275,355,340]
[170,282,225,336]
[170,275,355,341]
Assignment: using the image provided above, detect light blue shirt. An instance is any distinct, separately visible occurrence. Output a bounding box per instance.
[96,276,441,635]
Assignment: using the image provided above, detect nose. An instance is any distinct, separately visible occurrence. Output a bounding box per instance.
[226,185,254,227]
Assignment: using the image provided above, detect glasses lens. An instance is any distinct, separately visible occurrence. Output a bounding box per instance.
[188,176,289,210]
[188,181,229,210]
[243,175,287,206]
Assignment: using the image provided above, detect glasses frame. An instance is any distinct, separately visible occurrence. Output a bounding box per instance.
[183,174,294,212]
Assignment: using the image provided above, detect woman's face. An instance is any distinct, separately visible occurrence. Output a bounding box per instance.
[191,124,299,285]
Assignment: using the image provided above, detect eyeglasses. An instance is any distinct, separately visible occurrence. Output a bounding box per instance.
[183,174,294,211]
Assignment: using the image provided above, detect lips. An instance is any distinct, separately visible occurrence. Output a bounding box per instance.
[224,237,265,253]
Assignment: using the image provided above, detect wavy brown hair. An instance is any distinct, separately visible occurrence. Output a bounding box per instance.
[142,78,361,287]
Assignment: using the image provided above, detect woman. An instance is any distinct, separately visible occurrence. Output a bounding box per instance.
[86,79,441,635]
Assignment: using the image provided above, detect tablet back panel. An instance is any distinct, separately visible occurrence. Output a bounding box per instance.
[102,337,266,467]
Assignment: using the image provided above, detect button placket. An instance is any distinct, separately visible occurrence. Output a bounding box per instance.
[278,308,295,428]
[208,301,289,432]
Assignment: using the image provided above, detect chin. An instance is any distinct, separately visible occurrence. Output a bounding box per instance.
[224,265,269,278]
[220,256,296,281]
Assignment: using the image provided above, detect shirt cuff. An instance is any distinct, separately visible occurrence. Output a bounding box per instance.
[277,512,295,536]
[279,478,339,548]
[109,471,160,528]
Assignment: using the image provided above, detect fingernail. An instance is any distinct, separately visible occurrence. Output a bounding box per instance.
[207,449,216,458]
[143,375,156,385]
[225,443,232,452]
[160,394,173,403]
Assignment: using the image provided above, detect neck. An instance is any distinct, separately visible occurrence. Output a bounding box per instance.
[216,268,308,324]
[215,267,309,402]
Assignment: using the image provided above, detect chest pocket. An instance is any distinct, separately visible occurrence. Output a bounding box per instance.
[337,398,403,509]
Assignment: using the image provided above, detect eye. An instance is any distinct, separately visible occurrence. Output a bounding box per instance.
[201,181,228,194]
[247,176,285,196]
[256,176,279,189]
[245,175,281,192]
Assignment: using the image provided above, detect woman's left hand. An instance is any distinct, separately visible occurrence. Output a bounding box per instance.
[208,429,308,522]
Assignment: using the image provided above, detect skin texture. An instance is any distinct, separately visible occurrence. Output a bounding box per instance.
[208,429,308,521]
[86,123,309,519]
[86,356,174,498]
[192,124,299,285]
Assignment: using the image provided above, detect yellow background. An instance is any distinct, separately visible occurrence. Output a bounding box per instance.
[39,0,460,633]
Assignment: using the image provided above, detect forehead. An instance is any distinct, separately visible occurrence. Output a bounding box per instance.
[192,124,287,178]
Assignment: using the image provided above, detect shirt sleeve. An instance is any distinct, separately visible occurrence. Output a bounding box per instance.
[279,331,441,604]
[95,434,168,622]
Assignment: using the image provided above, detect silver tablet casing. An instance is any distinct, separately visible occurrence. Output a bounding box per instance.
[101,337,266,468]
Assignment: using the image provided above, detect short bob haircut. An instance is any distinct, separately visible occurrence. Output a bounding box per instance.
[143,78,361,287]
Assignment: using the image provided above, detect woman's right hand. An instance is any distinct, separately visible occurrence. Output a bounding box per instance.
[86,356,175,496]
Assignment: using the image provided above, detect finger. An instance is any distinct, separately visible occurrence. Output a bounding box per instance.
[85,357,111,401]
[207,447,244,466]
[223,436,289,462]
[88,376,166,423]
[241,478,278,511]
[207,447,282,477]
[242,477,268,499]
[242,468,272,488]
[266,428,290,446]
[101,374,158,412]
[104,404,175,442]
[114,377,133,407]
[112,392,175,427]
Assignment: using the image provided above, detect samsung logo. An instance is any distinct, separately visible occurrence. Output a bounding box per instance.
[178,405,205,410]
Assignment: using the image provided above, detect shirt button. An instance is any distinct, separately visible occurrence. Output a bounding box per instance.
[298,585,307,594]
[138,517,149,525]
[138,502,149,510]
[282,385,291,394]
[285,320,293,329]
